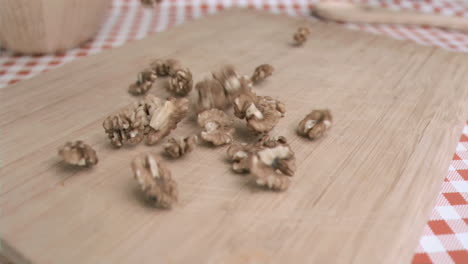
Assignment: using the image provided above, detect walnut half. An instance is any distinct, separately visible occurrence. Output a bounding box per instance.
[249,136,296,191]
[197,109,234,146]
[164,135,198,158]
[297,109,332,140]
[233,90,285,133]
[131,153,178,209]
[58,141,98,167]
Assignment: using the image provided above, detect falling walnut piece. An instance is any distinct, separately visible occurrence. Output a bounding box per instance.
[251,64,274,84]
[103,95,187,147]
[293,27,311,46]
[140,0,163,8]
[212,65,251,101]
[58,141,98,167]
[168,68,193,96]
[164,135,198,158]
[249,136,296,191]
[146,97,189,145]
[128,68,157,95]
[195,78,230,113]
[297,109,332,140]
[233,90,285,133]
[131,153,178,208]
[150,59,182,77]
[197,109,235,146]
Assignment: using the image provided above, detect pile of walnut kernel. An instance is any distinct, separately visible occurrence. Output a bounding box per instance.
[58,57,332,210]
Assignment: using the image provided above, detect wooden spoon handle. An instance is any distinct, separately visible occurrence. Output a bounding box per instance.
[312,1,468,31]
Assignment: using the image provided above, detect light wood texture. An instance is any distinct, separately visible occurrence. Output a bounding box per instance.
[313,1,468,31]
[1,9,467,264]
[0,0,111,54]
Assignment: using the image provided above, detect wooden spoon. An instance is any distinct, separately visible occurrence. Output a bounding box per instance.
[311,1,468,31]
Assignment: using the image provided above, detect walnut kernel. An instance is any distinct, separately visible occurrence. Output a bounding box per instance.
[128,68,157,95]
[150,59,182,77]
[131,153,178,208]
[164,135,198,158]
[168,68,193,96]
[103,95,188,147]
[146,97,189,145]
[197,109,234,146]
[58,141,98,167]
[293,27,311,46]
[297,109,332,140]
[227,142,257,173]
[249,137,296,191]
[195,78,230,112]
[251,64,274,84]
[233,90,285,133]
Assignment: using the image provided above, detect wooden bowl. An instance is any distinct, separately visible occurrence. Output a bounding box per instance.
[0,0,112,54]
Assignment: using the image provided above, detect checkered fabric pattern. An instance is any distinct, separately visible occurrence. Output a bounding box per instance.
[0,0,466,263]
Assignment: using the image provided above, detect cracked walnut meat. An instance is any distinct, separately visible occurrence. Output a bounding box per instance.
[293,27,311,46]
[102,95,188,147]
[251,64,274,84]
[297,109,332,140]
[102,101,149,147]
[128,68,157,95]
[227,142,257,173]
[164,135,198,158]
[249,136,296,191]
[150,59,182,77]
[58,141,98,167]
[233,90,285,133]
[168,68,193,96]
[146,97,189,145]
[197,109,234,146]
[131,153,178,208]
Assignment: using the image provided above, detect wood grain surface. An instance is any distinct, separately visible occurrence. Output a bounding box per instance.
[1,9,467,264]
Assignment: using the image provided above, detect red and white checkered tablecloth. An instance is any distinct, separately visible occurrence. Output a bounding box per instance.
[0,0,467,263]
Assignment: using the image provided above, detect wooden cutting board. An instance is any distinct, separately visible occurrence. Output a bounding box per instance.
[1,9,467,264]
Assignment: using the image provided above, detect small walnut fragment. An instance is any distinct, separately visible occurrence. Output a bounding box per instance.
[150,59,181,77]
[128,68,157,95]
[297,109,332,140]
[131,153,178,209]
[146,97,189,145]
[249,137,296,191]
[293,27,311,46]
[197,109,234,146]
[233,90,285,133]
[58,141,98,167]
[140,0,163,7]
[251,64,274,84]
[168,68,193,96]
[164,135,198,158]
